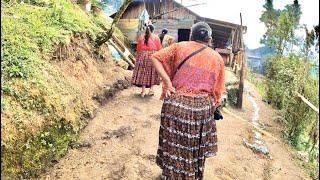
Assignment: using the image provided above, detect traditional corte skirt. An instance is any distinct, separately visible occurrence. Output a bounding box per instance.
[156,94,218,180]
[131,50,160,88]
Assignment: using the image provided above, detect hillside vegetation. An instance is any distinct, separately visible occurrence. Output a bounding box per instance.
[257,0,319,178]
[1,0,126,178]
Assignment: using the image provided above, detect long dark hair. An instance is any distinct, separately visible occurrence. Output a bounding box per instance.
[144,24,155,45]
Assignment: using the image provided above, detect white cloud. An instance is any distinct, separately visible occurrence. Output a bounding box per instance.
[178,0,319,49]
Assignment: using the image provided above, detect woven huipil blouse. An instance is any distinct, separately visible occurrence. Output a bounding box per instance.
[152,41,225,105]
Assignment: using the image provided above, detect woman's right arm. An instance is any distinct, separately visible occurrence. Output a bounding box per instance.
[152,58,170,83]
[151,44,178,97]
[152,57,176,96]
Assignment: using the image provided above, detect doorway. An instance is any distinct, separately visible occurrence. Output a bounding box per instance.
[178,29,191,42]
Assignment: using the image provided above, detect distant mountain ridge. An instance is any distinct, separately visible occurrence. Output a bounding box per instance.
[245,46,276,74]
[246,46,276,59]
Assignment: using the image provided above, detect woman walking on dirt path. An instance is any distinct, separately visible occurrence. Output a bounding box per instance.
[131,24,161,97]
[152,22,225,179]
[158,28,175,48]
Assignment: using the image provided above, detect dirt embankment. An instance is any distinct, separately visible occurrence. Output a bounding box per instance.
[1,32,132,179]
[43,76,309,179]
[51,33,132,108]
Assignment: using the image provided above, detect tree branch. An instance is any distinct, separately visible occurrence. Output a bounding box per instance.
[95,0,133,47]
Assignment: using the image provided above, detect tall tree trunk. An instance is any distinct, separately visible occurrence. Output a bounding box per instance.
[95,0,133,47]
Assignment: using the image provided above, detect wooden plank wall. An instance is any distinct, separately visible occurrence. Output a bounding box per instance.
[153,19,194,40]
[116,19,140,42]
[121,3,145,19]
[116,18,195,43]
[121,1,196,20]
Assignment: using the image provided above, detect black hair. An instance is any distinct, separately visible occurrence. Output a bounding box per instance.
[159,28,168,44]
[162,28,168,34]
[190,22,212,43]
[144,24,155,45]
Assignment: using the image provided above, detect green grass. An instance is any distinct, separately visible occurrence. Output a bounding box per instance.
[246,70,267,98]
[1,0,123,178]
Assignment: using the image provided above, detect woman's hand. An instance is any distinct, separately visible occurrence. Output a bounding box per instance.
[151,57,175,98]
[164,79,176,98]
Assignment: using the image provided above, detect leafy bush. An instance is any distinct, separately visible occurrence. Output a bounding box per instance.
[265,53,319,177]
[265,54,305,109]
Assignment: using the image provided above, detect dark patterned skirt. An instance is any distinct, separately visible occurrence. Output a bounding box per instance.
[156,94,218,180]
[131,51,160,88]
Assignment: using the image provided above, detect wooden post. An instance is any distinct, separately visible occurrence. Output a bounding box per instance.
[229,29,235,67]
[229,52,234,68]
[233,53,238,73]
[237,13,246,109]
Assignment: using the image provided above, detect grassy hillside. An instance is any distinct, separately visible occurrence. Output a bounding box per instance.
[1,0,126,178]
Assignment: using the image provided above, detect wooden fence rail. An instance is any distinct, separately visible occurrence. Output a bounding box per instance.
[295,92,319,115]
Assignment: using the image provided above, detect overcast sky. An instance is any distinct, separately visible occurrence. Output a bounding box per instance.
[177,0,319,49]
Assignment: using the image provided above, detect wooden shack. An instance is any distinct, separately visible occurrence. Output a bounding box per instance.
[111,0,246,57]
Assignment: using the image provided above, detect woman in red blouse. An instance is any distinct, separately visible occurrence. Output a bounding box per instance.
[152,22,225,179]
[131,24,161,97]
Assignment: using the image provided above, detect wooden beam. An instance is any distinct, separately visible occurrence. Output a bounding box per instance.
[295,92,319,114]
[111,34,136,63]
[212,29,232,36]
[108,40,135,69]
[206,21,237,30]
[229,29,235,67]
[152,2,206,18]
[237,13,246,109]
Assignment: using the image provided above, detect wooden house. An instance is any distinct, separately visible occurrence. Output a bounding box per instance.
[111,0,247,65]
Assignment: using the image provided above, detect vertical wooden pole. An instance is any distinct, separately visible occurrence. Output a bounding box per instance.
[232,29,239,72]
[229,29,235,67]
[237,13,245,109]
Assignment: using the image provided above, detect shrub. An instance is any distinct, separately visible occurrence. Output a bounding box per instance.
[265,53,319,177]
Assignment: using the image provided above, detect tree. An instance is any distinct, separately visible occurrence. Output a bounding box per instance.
[303,26,315,57]
[260,0,302,56]
[260,0,280,47]
[314,24,319,49]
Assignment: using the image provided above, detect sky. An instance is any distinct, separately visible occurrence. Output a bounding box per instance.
[178,0,319,49]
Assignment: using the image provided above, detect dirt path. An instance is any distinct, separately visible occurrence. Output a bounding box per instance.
[43,76,309,180]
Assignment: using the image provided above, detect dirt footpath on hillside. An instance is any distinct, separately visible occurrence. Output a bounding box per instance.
[43,83,309,180]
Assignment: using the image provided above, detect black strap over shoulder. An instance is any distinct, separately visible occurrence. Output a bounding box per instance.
[174,46,207,76]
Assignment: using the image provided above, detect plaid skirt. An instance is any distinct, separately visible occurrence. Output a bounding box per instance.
[131,51,160,88]
[156,94,218,180]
